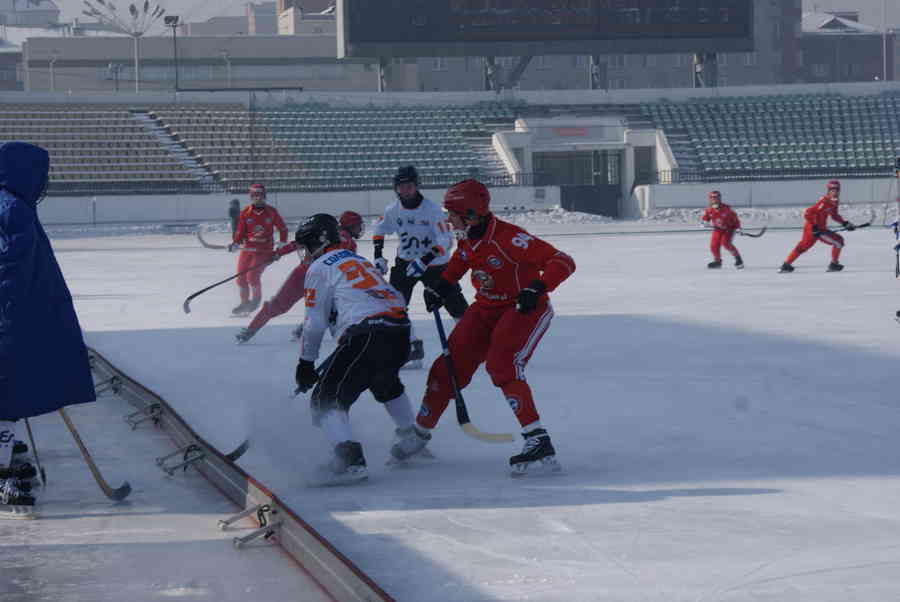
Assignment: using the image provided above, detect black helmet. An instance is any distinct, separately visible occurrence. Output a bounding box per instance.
[295,213,340,256]
[393,165,419,188]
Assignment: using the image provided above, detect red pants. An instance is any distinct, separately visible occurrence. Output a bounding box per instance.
[416,300,554,431]
[710,230,739,261]
[236,250,272,303]
[785,227,844,265]
[248,263,309,331]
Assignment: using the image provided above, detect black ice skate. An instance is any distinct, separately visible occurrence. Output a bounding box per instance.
[778,263,795,273]
[235,327,257,344]
[0,478,35,520]
[307,441,369,487]
[734,256,744,270]
[12,440,27,455]
[0,463,37,481]
[707,259,722,269]
[388,425,434,465]
[403,339,424,370]
[509,428,561,477]
[827,261,844,272]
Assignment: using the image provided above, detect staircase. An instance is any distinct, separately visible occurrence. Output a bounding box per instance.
[130,109,218,186]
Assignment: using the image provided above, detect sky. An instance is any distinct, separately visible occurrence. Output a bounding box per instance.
[55,1,900,30]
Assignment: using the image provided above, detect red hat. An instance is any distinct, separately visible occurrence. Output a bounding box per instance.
[827,180,840,190]
[708,190,722,200]
[444,179,491,218]
[249,183,266,196]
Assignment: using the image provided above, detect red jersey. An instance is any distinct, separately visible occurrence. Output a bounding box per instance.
[274,229,358,261]
[804,196,846,230]
[441,216,575,308]
[701,203,741,231]
[233,205,288,252]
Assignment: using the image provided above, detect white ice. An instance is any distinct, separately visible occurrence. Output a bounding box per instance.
[49,208,900,601]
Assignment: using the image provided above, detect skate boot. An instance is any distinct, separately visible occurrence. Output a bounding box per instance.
[734,255,744,270]
[247,297,262,312]
[510,428,561,477]
[308,441,368,487]
[12,441,27,455]
[778,263,794,273]
[404,339,424,369]
[0,478,35,519]
[290,324,304,342]
[707,259,722,269]
[827,261,844,272]
[389,425,433,463]
[896,310,900,325]
[231,301,251,316]
[235,327,258,344]
[0,463,37,480]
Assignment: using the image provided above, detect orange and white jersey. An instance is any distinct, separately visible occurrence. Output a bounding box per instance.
[299,246,406,362]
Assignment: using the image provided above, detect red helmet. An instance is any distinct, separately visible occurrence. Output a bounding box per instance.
[827,180,840,191]
[249,183,266,198]
[444,179,491,218]
[339,210,364,238]
[708,190,722,203]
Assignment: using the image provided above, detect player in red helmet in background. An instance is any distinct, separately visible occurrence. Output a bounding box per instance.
[236,211,363,344]
[230,184,288,315]
[701,190,743,269]
[390,179,576,477]
[779,180,856,273]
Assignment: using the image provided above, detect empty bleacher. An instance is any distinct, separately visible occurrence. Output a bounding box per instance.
[641,93,900,177]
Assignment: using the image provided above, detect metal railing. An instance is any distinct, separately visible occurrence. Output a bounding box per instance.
[653,165,896,184]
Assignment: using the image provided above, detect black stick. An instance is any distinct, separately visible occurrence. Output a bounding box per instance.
[432,309,513,443]
[183,258,273,314]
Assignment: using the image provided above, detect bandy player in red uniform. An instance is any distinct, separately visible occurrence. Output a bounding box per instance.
[390,179,576,477]
[229,184,288,315]
[779,180,856,273]
[235,211,363,344]
[701,190,743,269]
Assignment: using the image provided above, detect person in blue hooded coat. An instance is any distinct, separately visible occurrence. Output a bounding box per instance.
[1,141,95,492]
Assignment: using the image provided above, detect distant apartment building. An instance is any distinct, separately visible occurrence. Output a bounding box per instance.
[0,0,59,27]
[801,11,895,82]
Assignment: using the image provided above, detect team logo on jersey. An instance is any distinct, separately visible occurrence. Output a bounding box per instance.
[487,256,503,269]
[253,225,264,233]
[266,218,272,224]
[460,250,469,261]
[406,218,416,225]
[418,406,431,418]
[506,396,520,414]
[419,220,430,226]
[472,270,495,290]
[247,218,255,225]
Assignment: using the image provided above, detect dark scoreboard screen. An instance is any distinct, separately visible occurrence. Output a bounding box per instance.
[338,1,755,57]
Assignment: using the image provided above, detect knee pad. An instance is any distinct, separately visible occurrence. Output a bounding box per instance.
[372,380,405,404]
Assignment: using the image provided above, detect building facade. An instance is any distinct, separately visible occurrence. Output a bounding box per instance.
[800,11,895,82]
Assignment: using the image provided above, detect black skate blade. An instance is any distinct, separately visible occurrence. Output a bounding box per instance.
[306,466,369,488]
[510,457,563,479]
[0,503,36,520]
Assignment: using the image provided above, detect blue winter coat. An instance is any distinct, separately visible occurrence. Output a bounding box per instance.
[0,141,95,420]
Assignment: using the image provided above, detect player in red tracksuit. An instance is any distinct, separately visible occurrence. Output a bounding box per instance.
[389,179,576,477]
[701,190,743,269]
[779,180,856,273]
[230,184,288,314]
[235,211,363,344]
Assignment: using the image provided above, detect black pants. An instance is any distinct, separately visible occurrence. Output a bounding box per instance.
[390,258,468,319]
[310,320,411,423]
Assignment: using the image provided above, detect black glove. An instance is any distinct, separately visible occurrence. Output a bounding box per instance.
[811,225,821,236]
[424,287,444,313]
[843,221,855,231]
[516,280,546,313]
[295,359,318,393]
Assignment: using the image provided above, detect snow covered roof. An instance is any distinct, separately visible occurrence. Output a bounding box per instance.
[802,11,881,34]
[9,0,60,12]
[0,24,126,46]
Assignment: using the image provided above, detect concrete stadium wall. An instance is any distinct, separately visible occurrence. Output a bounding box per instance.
[635,177,898,216]
[37,185,560,225]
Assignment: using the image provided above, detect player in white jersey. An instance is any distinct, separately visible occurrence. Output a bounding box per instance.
[373,166,469,364]
[294,214,422,485]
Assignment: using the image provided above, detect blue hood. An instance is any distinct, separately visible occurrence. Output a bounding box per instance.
[0,141,50,208]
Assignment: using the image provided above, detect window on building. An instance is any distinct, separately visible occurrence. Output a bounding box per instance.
[534,55,551,70]
[609,55,625,69]
[431,57,448,71]
[674,54,687,67]
[643,54,657,68]
[574,55,587,67]
[717,53,728,66]
[812,63,828,77]
[609,78,627,89]
[743,52,758,67]
[718,75,728,87]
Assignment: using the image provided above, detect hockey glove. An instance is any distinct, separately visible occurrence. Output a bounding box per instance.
[843,221,856,231]
[894,242,900,252]
[374,257,389,276]
[406,252,435,278]
[516,280,546,314]
[295,359,318,394]
[424,287,444,313]
[227,242,240,253]
[811,226,821,236]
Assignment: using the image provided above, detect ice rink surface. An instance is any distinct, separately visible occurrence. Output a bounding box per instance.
[49,211,900,601]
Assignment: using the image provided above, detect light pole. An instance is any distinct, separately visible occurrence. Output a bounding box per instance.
[221,50,232,88]
[884,0,888,81]
[164,15,179,91]
[82,0,166,94]
[49,50,59,92]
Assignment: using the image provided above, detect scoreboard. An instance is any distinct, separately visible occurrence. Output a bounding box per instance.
[338,0,755,58]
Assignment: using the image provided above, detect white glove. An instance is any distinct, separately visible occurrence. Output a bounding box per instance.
[406,258,428,278]
[374,257,389,275]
